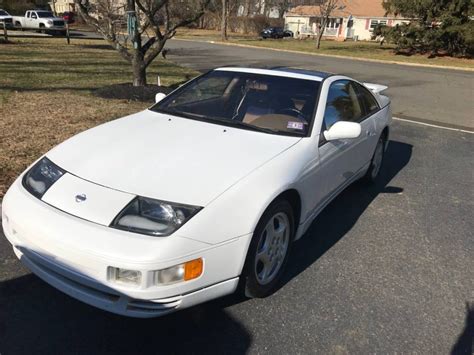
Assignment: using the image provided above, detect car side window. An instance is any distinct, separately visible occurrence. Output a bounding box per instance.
[323,80,363,129]
[31,12,37,19]
[354,82,380,116]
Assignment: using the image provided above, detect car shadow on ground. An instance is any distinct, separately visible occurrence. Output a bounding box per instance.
[451,302,474,355]
[0,140,412,354]
[280,140,412,289]
[0,272,252,354]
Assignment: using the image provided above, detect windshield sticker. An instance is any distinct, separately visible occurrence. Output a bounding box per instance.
[287,121,304,130]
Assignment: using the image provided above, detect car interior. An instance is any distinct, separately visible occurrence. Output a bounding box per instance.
[160,73,320,134]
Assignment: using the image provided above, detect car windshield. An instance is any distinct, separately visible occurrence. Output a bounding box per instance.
[37,11,54,18]
[151,70,320,136]
[0,10,9,16]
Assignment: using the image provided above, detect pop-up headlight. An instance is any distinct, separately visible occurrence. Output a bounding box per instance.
[22,157,65,199]
[111,197,201,237]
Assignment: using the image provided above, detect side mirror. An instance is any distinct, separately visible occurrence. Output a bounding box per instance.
[155,92,167,103]
[323,121,361,141]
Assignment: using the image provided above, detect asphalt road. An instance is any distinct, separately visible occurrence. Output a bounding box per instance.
[1,120,473,354]
[163,39,474,131]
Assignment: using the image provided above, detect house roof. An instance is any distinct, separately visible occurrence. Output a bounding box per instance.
[286,0,390,18]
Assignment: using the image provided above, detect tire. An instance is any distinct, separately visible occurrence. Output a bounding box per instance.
[39,24,46,34]
[363,135,386,183]
[242,199,295,298]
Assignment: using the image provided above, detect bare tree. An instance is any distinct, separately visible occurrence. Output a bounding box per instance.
[315,0,339,49]
[75,0,210,86]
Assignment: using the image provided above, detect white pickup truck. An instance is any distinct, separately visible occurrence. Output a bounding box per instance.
[12,10,66,34]
[0,9,14,29]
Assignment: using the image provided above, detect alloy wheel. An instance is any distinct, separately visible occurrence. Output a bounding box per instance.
[254,212,290,285]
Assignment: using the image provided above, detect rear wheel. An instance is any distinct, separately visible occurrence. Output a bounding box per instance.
[363,136,386,183]
[242,199,294,298]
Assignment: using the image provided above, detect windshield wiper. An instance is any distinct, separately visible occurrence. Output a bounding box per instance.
[188,113,283,134]
[223,119,281,134]
[153,108,289,135]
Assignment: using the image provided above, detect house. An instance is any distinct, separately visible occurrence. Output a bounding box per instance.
[284,0,409,41]
[237,0,321,19]
[49,0,75,14]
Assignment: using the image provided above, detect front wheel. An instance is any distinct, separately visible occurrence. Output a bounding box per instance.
[363,136,386,183]
[242,199,294,298]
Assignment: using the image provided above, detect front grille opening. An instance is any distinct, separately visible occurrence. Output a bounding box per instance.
[23,250,120,303]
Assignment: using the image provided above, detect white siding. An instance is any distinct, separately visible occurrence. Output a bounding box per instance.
[285,15,407,41]
[285,16,310,35]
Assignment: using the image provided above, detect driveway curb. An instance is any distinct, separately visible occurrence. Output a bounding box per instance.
[173,38,474,72]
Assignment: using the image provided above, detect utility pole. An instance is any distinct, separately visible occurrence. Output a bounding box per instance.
[221,0,227,41]
[52,0,57,16]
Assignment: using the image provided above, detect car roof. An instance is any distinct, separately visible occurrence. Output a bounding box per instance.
[215,67,333,82]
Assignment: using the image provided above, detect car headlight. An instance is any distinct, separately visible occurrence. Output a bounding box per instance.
[22,157,65,199]
[47,20,53,25]
[111,197,201,237]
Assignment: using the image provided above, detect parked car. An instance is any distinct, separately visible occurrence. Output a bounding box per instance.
[261,27,285,39]
[2,67,391,318]
[12,10,66,34]
[62,11,74,24]
[283,29,294,38]
[0,9,13,29]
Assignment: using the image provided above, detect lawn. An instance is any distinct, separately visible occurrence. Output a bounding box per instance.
[176,29,474,69]
[0,37,198,198]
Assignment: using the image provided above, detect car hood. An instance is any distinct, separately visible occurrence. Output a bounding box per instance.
[47,110,301,207]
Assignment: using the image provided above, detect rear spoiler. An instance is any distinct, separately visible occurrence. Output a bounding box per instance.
[363,83,388,94]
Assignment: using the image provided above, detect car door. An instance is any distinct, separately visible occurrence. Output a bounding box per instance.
[28,11,37,28]
[25,11,31,27]
[353,81,382,159]
[317,80,376,201]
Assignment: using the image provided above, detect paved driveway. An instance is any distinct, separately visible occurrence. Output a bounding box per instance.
[1,120,472,354]
[164,39,474,131]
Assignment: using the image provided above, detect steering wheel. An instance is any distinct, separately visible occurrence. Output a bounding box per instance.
[278,107,307,121]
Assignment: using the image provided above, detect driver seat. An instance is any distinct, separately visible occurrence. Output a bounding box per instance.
[242,92,295,124]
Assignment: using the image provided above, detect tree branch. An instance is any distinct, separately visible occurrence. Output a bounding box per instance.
[75,0,132,62]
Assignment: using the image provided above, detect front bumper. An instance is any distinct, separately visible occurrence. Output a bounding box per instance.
[2,179,250,317]
[14,245,238,317]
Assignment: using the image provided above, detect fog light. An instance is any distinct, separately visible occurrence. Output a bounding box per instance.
[108,267,142,286]
[154,258,203,286]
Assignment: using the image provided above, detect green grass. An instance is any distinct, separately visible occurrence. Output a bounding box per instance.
[177,29,474,69]
[0,37,199,198]
[0,38,197,92]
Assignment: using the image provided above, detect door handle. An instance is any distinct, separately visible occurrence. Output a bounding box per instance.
[366,130,377,137]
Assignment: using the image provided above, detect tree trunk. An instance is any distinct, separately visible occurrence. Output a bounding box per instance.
[127,0,147,86]
[243,0,251,16]
[132,54,147,86]
[221,0,227,41]
[316,31,323,49]
[315,18,327,49]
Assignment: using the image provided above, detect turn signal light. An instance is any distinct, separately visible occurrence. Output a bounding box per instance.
[184,258,203,281]
[153,258,204,286]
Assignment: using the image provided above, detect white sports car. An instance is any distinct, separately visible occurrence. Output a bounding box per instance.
[2,67,391,317]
